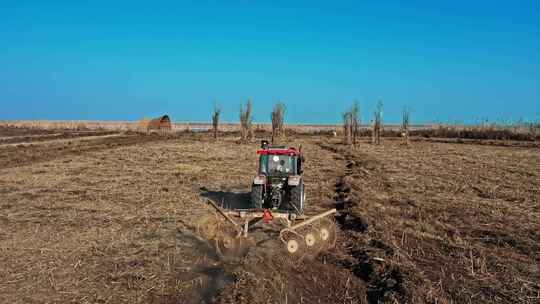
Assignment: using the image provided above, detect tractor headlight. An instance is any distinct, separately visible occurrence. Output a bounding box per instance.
[288,176,301,186]
[253,175,266,185]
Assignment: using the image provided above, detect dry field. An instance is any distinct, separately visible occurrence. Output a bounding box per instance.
[0,126,538,303]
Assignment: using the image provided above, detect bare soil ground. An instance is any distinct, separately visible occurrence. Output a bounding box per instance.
[0,129,538,303]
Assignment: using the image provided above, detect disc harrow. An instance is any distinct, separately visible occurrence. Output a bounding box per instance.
[199,199,337,262]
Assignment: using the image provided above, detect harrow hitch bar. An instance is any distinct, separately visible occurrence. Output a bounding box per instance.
[205,199,336,237]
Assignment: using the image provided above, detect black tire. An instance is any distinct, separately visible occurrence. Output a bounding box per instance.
[289,182,305,214]
[251,184,264,208]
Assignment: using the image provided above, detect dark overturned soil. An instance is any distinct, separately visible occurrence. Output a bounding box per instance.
[0,125,60,137]
[0,129,118,145]
[0,130,189,169]
[316,140,540,303]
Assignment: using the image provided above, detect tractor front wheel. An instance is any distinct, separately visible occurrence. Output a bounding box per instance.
[251,184,264,208]
[290,182,305,214]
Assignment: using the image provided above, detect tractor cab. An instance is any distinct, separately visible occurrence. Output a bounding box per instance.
[198,139,337,262]
[257,142,302,177]
[251,140,305,213]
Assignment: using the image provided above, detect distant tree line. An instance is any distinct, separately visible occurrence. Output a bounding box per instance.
[211,98,412,145]
[211,98,287,144]
[210,98,538,143]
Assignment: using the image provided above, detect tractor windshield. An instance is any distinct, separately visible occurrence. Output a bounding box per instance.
[260,154,296,176]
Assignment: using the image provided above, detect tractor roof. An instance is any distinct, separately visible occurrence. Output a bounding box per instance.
[257,146,300,156]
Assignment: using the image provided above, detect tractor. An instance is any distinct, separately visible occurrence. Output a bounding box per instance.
[251,140,305,214]
[198,140,337,262]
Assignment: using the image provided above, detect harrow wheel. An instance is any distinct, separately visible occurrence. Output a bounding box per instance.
[304,232,317,248]
[298,224,323,260]
[214,224,246,260]
[286,238,300,254]
[280,230,306,262]
[317,217,337,250]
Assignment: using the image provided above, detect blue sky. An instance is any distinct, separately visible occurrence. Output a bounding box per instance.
[1,1,539,124]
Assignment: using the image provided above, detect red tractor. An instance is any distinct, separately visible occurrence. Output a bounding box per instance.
[251,140,305,214]
[198,140,337,261]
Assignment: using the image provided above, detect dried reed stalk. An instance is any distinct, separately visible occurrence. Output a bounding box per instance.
[239,99,253,143]
[271,102,286,144]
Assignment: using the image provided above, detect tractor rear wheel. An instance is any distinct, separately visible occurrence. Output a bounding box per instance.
[251,184,264,208]
[290,182,305,214]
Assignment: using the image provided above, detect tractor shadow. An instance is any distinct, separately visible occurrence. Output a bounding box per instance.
[199,187,252,210]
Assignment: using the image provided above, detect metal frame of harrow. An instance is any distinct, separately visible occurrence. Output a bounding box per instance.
[206,199,337,247]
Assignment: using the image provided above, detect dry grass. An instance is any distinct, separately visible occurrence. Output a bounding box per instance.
[412,124,540,141]
[1,136,223,303]
[0,130,357,303]
[212,104,221,140]
[3,120,538,141]
[239,100,254,142]
[326,138,540,303]
[270,102,286,144]
[0,127,538,303]
[372,101,383,145]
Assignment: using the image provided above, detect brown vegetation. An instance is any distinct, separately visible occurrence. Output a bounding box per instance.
[412,124,539,141]
[2,121,538,142]
[324,138,540,303]
[0,126,538,303]
[239,99,253,143]
[401,107,410,146]
[270,102,286,145]
[342,112,352,145]
[212,104,221,140]
[372,101,383,145]
[342,101,361,146]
